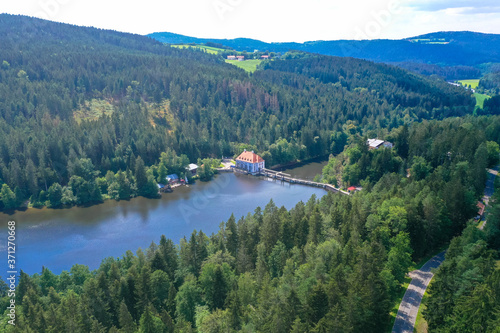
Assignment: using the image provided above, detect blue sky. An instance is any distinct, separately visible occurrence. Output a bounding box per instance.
[2,0,499,42]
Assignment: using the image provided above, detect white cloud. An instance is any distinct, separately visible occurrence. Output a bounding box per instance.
[406,0,500,14]
[1,0,499,41]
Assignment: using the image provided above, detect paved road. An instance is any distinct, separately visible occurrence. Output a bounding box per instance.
[480,167,498,229]
[392,251,446,333]
[393,165,499,332]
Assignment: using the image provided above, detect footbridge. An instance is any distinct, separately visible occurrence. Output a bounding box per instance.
[260,168,350,195]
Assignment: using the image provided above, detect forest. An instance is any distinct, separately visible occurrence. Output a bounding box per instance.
[1,116,499,332]
[0,14,475,211]
[423,178,500,332]
[1,14,500,333]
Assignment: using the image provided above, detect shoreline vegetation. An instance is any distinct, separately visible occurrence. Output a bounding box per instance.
[5,115,500,332]
[1,15,500,333]
[1,154,332,215]
[0,15,480,214]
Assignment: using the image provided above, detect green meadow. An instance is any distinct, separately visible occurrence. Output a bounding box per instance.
[170,44,225,54]
[457,79,480,89]
[171,44,265,72]
[474,92,490,108]
[225,59,262,73]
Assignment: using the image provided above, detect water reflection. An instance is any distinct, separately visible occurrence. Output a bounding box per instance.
[0,162,328,276]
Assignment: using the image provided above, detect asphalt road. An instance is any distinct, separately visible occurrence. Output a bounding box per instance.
[480,167,498,229]
[392,251,446,333]
[393,165,499,332]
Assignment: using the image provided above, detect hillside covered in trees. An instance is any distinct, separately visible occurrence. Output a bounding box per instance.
[149,31,500,79]
[1,14,500,333]
[1,116,499,332]
[0,14,475,211]
[423,178,500,332]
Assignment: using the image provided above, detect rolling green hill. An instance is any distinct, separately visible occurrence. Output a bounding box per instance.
[1,14,500,333]
[149,31,500,79]
[0,14,474,211]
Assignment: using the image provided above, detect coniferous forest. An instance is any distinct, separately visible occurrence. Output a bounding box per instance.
[0,14,500,333]
[1,116,500,332]
[0,14,475,211]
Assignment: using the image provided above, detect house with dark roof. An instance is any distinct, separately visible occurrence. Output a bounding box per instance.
[235,150,265,175]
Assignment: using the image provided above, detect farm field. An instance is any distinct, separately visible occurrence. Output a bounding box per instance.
[474,92,490,108]
[457,79,480,89]
[170,44,225,54]
[225,59,262,72]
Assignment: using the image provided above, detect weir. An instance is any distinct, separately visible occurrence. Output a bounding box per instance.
[258,168,350,196]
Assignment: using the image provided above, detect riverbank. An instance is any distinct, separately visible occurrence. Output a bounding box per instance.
[0,170,327,275]
[268,155,330,172]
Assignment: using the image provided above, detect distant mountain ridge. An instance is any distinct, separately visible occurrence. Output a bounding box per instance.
[148,31,500,78]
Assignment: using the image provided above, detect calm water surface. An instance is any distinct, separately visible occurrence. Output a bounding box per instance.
[0,161,328,276]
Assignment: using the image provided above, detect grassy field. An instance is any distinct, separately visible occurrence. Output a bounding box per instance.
[474,93,491,109]
[457,79,480,89]
[73,98,114,123]
[170,44,225,54]
[225,59,262,73]
[172,44,264,72]
[148,99,174,128]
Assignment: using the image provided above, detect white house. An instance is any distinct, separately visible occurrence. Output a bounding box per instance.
[367,139,393,149]
[235,150,265,175]
[186,163,198,175]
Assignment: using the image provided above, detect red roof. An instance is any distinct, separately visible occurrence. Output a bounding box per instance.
[477,202,485,215]
[347,186,356,191]
[236,151,264,163]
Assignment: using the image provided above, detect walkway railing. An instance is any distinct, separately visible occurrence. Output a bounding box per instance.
[259,168,350,195]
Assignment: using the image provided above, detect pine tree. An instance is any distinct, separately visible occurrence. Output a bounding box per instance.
[139,305,155,333]
[212,265,227,310]
[159,235,178,281]
[135,156,148,196]
[225,213,239,257]
[307,284,329,324]
[118,300,137,333]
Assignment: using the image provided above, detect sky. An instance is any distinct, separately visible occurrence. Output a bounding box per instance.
[1,0,500,42]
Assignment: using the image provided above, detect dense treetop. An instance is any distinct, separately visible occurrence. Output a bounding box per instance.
[0,15,499,332]
[0,14,475,211]
[1,115,499,332]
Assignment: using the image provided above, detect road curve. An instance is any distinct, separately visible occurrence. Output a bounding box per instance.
[480,167,498,229]
[392,251,446,333]
[393,165,498,332]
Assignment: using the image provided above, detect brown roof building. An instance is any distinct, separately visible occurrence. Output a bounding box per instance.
[236,150,265,175]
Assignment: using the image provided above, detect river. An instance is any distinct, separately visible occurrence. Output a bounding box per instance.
[0,160,328,276]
